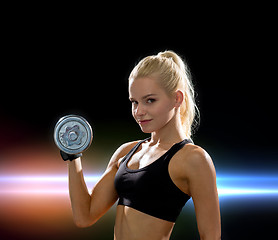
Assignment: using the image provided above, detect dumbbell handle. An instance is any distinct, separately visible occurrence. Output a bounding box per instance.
[60,151,82,161]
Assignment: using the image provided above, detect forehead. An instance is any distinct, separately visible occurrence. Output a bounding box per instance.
[129,77,164,97]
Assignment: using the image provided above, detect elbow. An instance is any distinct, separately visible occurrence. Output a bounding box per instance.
[73,216,95,228]
[71,208,97,228]
[74,221,91,228]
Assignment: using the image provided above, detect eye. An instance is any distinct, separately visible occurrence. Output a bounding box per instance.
[146,98,156,104]
[130,99,138,105]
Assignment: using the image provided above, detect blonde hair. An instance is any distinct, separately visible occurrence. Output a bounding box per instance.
[129,50,199,138]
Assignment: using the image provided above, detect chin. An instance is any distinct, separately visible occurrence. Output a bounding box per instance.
[139,124,162,134]
[139,119,172,134]
[140,127,153,133]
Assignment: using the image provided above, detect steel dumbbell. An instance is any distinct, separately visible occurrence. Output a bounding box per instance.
[54,115,93,154]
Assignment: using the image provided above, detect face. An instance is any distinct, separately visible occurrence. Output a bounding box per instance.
[129,77,177,133]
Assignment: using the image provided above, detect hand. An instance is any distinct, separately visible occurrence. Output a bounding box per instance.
[60,150,82,161]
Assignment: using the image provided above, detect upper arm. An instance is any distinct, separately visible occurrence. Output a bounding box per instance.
[88,141,138,224]
[185,147,221,239]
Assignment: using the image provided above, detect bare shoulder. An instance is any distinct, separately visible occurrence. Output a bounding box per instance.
[107,140,141,169]
[173,143,216,180]
[184,144,214,169]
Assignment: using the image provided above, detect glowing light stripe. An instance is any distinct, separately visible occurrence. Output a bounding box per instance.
[0,175,101,195]
[218,188,278,196]
[0,189,69,194]
[0,176,101,182]
[0,174,277,197]
[217,177,278,189]
[216,175,278,197]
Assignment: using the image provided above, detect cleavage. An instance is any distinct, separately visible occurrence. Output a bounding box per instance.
[127,144,168,170]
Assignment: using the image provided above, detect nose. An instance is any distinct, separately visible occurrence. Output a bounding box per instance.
[135,103,146,117]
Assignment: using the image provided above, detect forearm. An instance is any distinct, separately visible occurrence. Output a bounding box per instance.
[68,158,92,227]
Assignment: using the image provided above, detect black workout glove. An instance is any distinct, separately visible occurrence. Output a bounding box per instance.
[60,150,82,161]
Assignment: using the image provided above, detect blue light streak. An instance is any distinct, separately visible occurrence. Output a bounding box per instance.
[0,174,277,197]
[217,175,278,197]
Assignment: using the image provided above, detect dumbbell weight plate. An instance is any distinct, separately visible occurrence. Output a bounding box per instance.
[54,115,93,154]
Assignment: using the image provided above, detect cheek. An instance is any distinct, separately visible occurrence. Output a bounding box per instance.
[153,101,175,119]
[131,107,135,118]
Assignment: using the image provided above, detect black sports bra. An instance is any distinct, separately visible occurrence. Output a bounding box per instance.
[114,138,191,222]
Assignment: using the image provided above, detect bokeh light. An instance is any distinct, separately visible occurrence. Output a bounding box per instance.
[0,141,277,240]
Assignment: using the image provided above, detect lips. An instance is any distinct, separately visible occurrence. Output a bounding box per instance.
[138,119,152,124]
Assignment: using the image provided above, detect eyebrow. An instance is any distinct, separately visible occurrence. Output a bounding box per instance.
[129,94,157,101]
[142,94,157,99]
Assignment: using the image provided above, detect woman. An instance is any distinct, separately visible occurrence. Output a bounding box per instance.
[62,50,221,240]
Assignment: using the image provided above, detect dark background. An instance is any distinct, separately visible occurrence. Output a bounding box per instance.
[2,9,276,151]
[1,5,277,240]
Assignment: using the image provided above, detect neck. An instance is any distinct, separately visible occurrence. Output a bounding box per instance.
[150,115,187,146]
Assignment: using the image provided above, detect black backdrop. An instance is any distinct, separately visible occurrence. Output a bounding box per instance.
[1,7,277,240]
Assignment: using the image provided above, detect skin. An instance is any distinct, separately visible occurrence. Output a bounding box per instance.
[67,76,221,240]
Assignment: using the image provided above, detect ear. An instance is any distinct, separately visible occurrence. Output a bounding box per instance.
[174,90,184,108]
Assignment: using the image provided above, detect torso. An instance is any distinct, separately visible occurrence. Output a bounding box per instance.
[114,139,194,240]
[126,140,170,169]
[114,205,174,240]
